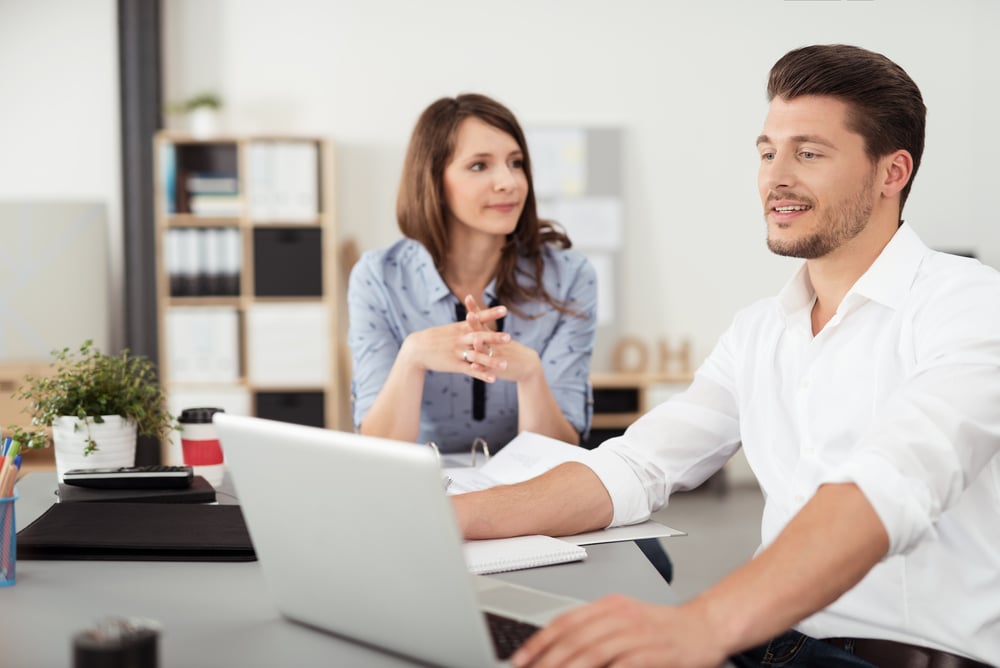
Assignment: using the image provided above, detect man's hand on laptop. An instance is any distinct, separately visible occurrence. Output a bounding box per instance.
[511,594,728,668]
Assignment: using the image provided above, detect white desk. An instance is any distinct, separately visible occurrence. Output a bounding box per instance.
[2,473,677,667]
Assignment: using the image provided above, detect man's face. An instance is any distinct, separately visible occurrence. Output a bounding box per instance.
[757,95,878,259]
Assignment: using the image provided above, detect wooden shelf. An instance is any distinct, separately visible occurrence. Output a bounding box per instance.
[153,133,346,463]
[166,296,242,308]
[591,413,645,429]
[587,372,693,446]
[591,371,692,387]
[165,214,241,227]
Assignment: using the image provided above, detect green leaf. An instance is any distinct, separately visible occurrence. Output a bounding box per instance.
[4,340,177,453]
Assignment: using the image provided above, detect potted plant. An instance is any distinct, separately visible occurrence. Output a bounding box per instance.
[165,91,223,137]
[6,340,177,481]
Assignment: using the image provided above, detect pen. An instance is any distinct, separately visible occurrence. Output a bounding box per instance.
[0,443,20,497]
[0,464,12,498]
[4,455,21,497]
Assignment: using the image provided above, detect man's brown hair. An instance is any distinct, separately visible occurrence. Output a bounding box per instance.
[768,44,926,217]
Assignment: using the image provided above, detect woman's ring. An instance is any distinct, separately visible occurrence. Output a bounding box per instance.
[462,350,471,363]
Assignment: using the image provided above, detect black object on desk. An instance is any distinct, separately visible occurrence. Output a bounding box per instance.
[57,476,216,504]
[73,617,160,668]
[63,465,194,490]
[16,502,256,562]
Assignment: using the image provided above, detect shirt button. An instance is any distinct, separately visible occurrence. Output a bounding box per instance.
[794,494,805,504]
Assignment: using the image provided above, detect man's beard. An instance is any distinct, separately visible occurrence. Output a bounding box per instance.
[766,171,876,259]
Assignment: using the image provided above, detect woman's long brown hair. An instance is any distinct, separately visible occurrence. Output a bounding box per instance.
[396,93,578,318]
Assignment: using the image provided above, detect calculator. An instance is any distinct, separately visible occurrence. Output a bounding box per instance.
[62,465,195,489]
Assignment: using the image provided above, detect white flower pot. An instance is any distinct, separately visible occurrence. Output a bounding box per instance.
[52,416,137,483]
[188,107,219,138]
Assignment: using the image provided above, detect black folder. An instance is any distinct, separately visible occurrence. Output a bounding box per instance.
[56,475,217,504]
[16,502,256,562]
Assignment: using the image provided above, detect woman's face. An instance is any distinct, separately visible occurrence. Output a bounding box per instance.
[442,117,528,240]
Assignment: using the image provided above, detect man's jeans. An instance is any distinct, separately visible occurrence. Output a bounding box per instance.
[730,630,877,667]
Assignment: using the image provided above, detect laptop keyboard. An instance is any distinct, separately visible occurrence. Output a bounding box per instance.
[485,612,541,660]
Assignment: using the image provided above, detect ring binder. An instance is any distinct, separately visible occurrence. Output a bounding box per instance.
[426,437,491,468]
[470,437,489,465]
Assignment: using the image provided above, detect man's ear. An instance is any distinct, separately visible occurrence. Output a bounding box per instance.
[880,149,914,199]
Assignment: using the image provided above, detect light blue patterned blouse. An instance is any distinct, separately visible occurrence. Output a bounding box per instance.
[348,238,597,453]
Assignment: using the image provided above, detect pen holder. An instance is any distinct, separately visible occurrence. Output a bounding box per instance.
[1,494,17,587]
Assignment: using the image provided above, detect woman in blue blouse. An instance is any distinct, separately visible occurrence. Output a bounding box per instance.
[348,93,673,583]
[348,94,597,453]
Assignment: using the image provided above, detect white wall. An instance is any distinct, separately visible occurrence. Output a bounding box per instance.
[0,0,121,353]
[4,1,996,371]
[164,0,1000,369]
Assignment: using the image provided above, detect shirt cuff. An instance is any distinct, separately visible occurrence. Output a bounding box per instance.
[583,445,654,528]
[822,449,934,556]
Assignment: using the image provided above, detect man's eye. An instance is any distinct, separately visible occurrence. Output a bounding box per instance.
[800,151,817,159]
[761,152,775,161]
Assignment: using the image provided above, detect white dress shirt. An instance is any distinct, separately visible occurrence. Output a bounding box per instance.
[585,224,1000,662]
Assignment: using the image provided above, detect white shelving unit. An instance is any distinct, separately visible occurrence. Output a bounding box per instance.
[153,132,344,463]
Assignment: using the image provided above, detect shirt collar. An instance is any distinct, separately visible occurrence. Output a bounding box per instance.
[849,223,927,309]
[777,263,815,317]
[777,223,929,316]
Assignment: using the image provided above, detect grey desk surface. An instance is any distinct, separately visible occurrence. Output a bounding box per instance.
[2,473,677,667]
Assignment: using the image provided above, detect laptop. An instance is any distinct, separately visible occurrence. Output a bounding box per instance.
[215,414,584,667]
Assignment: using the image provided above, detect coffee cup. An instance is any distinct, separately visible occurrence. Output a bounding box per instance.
[178,408,226,487]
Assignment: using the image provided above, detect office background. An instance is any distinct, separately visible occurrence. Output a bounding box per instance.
[1,0,998,370]
[0,0,996,604]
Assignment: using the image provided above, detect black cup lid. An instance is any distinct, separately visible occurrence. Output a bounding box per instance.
[178,407,225,424]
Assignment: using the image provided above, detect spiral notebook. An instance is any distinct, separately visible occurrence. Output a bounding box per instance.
[463,534,587,575]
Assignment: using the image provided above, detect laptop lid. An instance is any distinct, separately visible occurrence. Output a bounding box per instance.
[216,414,579,667]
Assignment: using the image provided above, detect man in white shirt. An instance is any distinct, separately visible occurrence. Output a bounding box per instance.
[453,44,1000,667]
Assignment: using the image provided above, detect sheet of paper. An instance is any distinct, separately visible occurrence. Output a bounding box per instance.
[559,519,686,546]
[444,467,499,494]
[471,431,591,485]
[440,453,475,468]
[444,431,585,495]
